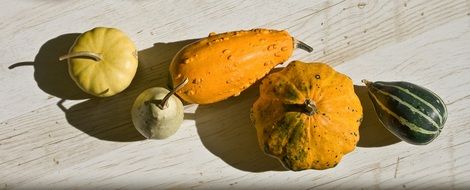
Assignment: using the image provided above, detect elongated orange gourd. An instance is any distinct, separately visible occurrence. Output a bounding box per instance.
[170,29,312,104]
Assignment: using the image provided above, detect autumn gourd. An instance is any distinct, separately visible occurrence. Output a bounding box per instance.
[170,28,313,104]
[131,78,188,139]
[251,61,363,170]
[60,27,138,97]
[363,80,447,145]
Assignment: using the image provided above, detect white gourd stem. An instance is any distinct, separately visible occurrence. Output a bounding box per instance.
[59,51,102,61]
[158,78,189,110]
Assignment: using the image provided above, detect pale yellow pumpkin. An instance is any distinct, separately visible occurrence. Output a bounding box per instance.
[60,27,138,97]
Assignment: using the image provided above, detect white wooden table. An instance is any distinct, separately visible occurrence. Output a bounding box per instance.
[1,0,470,189]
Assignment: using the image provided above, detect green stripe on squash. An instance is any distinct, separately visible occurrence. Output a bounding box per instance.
[363,80,447,145]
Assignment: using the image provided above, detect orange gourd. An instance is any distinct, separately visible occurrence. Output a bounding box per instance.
[170,28,312,104]
[251,61,363,170]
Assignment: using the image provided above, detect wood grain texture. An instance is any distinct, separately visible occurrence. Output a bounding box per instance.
[1,0,469,189]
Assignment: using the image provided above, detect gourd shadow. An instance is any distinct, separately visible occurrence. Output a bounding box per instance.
[57,39,197,142]
[354,85,401,147]
[193,82,401,171]
[195,81,286,172]
[8,33,91,100]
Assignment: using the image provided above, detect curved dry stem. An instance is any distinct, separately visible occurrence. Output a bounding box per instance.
[294,38,313,53]
[361,79,372,86]
[59,51,102,61]
[158,78,189,109]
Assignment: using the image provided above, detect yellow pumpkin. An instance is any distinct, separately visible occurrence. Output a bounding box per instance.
[251,61,363,170]
[60,27,138,97]
[170,28,312,104]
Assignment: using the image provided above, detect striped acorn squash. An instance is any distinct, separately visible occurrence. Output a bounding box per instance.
[363,80,447,145]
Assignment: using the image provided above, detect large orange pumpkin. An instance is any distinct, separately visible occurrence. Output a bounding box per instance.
[251,61,363,170]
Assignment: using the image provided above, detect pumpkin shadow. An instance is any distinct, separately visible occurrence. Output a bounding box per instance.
[194,84,400,171]
[354,85,401,147]
[42,38,196,142]
[195,81,286,172]
[8,33,91,100]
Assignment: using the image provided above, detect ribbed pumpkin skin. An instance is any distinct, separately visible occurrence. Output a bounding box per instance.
[170,29,294,104]
[68,27,138,97]
[364,81,447,145]
[251,61,363,170]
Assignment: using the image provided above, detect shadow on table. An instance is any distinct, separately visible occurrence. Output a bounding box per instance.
[8,32,398,170]
[8,33,91,100]
[10,33,197,142]
[195,80,286,172]
[193,76,401,172]
[354,85,401,147]
[57,39,197,142]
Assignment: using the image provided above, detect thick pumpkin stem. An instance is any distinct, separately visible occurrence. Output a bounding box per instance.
[158,78,189,110]
[294,38,313,53]
[59,51,102,62]
[304,99,317,115]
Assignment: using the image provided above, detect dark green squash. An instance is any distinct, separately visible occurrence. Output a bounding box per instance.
[363,80,447,145]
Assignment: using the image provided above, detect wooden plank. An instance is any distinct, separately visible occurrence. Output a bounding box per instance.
[1,0,469,189]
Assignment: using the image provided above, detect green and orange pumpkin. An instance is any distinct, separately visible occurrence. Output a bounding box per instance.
[251,61,363,170]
